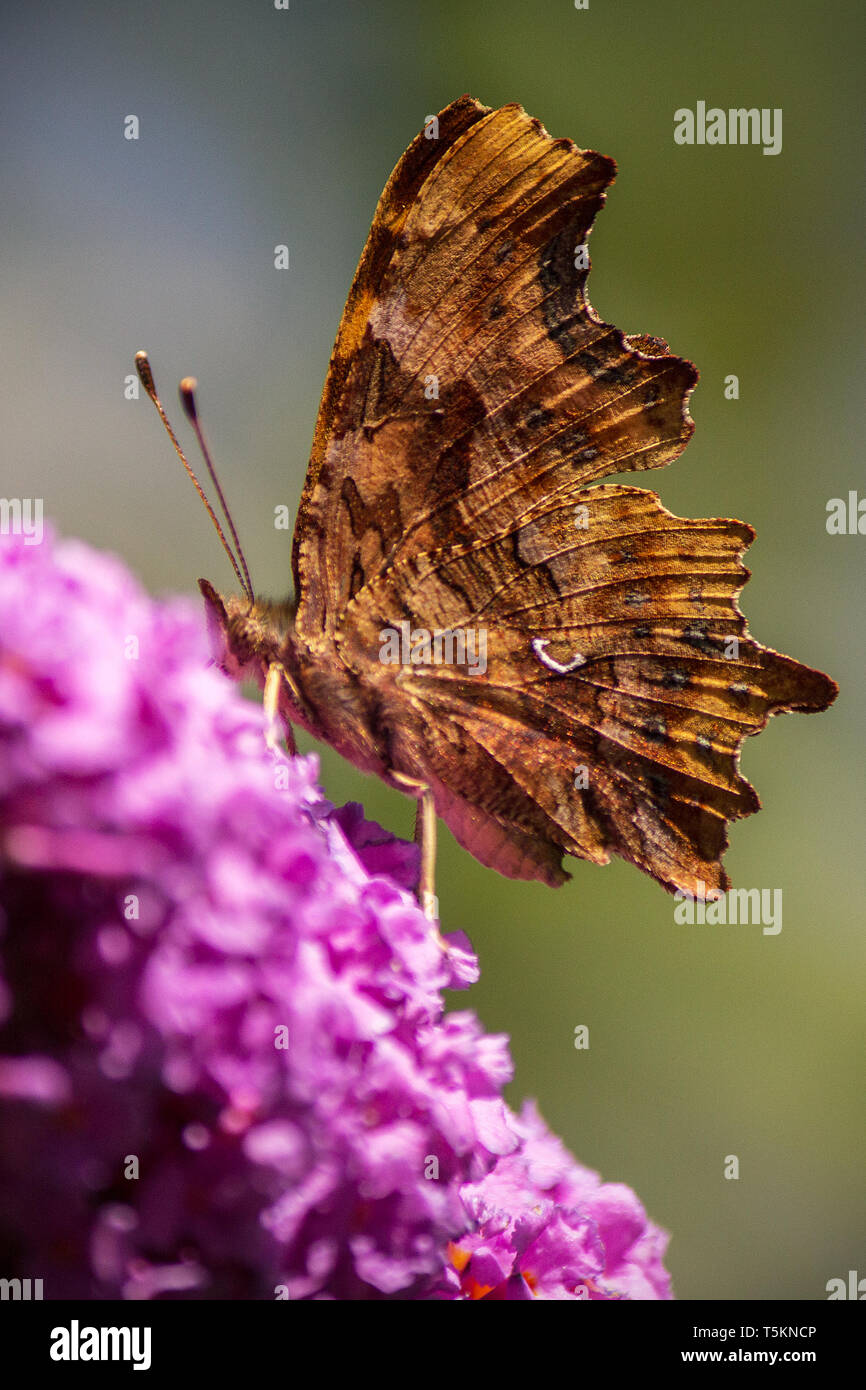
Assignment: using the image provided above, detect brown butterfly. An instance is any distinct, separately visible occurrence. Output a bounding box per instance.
[137,96,837,918]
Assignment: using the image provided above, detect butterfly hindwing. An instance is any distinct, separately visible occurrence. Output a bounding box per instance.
[346,486,834,893]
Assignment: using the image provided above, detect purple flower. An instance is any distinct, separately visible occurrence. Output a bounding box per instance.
[0,528,672,1299]
[441,1103,672,1299]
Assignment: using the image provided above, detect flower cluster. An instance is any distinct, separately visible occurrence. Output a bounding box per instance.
[0,529,670,1299]
[440,1104,671,1299]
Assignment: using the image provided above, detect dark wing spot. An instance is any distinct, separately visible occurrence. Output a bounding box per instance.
[589,356,636,388]
[348,557,366,601]
[647,771,671,809]
[539,223,586,355]
[525,405,555,429]
[339,474,403,551]
[681,623,720,654]
[431,378,489,502]
[661,667,691,690]
[559,424,588,452]
[643,717,667,744]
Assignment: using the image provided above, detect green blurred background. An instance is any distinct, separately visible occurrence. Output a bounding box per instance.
[2,1,862,1299]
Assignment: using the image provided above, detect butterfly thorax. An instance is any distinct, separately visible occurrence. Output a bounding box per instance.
[199,579,390,778]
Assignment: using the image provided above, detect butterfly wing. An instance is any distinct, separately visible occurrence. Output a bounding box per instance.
[343,485,835,894]
[292,95,488,640]
[292,97,696,641]
[292,98,837,894]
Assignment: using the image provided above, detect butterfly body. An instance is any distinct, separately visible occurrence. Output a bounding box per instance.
[199,583,393,781]
[193,96,836,900]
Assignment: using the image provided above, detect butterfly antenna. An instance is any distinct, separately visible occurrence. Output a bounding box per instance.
[178,375,255,604]
[134,351,253,602]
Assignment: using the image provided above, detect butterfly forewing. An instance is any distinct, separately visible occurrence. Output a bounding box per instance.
[293,98,695,640]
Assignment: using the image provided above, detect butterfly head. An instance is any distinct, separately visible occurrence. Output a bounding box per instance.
[198,578,288,683]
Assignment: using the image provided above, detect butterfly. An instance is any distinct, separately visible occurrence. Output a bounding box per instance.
[137,96,837,918]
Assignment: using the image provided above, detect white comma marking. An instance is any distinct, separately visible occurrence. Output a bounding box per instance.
[531,638,587,674]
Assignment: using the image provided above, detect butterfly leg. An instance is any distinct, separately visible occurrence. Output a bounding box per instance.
[390,772,438,921]
[415,787,438,922]
[263,661,298,756]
